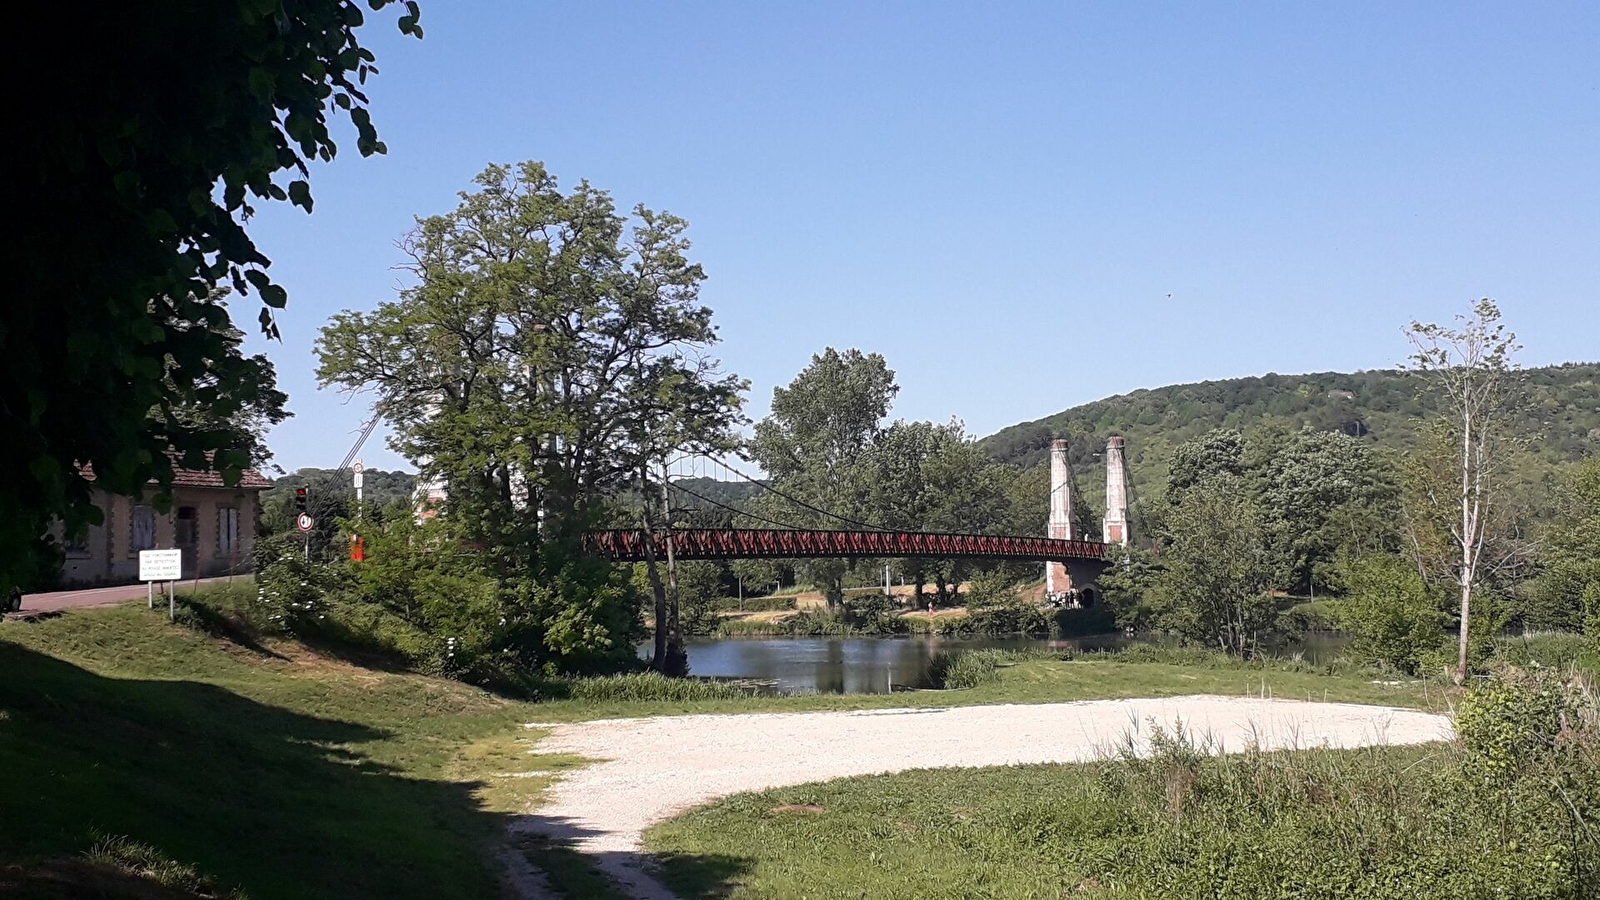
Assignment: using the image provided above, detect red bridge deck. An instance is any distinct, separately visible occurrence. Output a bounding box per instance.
[582,528,1107,563]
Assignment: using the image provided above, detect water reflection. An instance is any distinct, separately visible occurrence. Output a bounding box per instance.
[640,632,1349,695]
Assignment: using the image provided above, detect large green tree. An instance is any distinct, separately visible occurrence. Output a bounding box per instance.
[1150,480,1277,654]
[860,419,1014,604]
[1157,427,1396,594]
[4,1,418,594]
[1524,458,1600,631]
[316,161,745,672]
[749,348,898,606]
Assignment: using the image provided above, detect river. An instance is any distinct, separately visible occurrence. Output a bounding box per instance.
[641,632,1350,695]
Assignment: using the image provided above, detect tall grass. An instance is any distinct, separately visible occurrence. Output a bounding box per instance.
[930,648,1061,690]
[563,672,753,703]
[651,669,1600,900]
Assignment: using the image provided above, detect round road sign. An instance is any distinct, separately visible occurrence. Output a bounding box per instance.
[353,460,365,475]
[296,513,315,533]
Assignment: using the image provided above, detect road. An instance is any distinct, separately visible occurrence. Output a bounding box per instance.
[14,576,247,616]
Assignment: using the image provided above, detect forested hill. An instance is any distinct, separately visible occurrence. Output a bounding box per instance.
[981,363,1600,512]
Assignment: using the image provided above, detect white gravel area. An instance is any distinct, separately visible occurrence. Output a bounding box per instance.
[509,696,1451,898]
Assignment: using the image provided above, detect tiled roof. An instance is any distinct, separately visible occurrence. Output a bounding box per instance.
[78,456,273,490]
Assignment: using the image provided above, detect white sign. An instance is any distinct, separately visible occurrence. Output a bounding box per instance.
[353,470,364,489]
[297,513,315,533]
[352,459,365,475]
[139,549,182,582]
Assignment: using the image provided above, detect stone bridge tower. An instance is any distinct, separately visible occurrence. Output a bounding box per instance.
[1044,439,1075,600]
[1103,436,1131,546]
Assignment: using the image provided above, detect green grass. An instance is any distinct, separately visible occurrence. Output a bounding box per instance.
[0,599,1459,898]
[647,734,1598,899]
[0,603,551,899]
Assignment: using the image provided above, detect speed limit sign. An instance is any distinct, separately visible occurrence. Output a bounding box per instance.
[296,513,315,533]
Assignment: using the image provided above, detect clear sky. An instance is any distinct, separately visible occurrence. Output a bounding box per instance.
[244,1,1599,474]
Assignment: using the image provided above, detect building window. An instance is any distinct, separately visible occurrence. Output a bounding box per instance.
[218,507,240,557]
[175,506,198,547]
[131,505,157,555]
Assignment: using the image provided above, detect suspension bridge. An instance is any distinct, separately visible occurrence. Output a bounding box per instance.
[580,440,1129,602]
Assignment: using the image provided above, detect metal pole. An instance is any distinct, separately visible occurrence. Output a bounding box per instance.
[167,581,174,621]
[148,581,153,610]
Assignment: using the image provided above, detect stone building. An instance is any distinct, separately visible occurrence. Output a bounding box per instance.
[53,465,272,586]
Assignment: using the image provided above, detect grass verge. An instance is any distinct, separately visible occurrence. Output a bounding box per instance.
[647,695,1599,899]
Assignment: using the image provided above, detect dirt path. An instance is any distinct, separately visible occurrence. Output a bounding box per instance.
[511,696,1452,898]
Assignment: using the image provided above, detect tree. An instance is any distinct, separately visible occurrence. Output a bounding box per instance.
[1160,427,1398,595]
[749,349,897,607]
[1149,480,1277,654]
[3,1,420,594]
[1337,553,1444,675]
[1402,298,1524,681]
[316,161,744,674]
[1525,458,1600,631]
[859,419,1013,604]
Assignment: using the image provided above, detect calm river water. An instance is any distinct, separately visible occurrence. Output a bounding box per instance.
[640,632,1350,695]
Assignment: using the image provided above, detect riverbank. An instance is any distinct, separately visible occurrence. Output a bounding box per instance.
[5,600,1588,899]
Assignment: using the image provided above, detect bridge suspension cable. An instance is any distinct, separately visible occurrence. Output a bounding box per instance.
[671,453,896,533]
[665,477,811,532]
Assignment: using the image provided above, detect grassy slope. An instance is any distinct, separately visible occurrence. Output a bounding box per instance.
[0,604,558,899]
[2,603,1454,897]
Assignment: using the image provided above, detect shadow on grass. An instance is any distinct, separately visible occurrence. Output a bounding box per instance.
[508,812,753,900]
[170,598,287,660]
[0,644,506,899]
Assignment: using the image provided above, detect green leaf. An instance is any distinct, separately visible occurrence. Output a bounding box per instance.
[289,180,314,212]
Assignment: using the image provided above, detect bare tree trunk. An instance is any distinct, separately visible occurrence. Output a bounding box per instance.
[639,476,670,673]
[1457,413,1474,684]
[658,464,686,675]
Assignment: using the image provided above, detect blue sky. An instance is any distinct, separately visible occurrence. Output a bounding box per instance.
[244,2,1600,474]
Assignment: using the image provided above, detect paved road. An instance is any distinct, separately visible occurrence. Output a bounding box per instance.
[15,576,247,615]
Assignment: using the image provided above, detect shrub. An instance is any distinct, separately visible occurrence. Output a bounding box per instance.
[1587,582,1600,655]
[252,533,343,636]
[964,600,1052,635]
[1455,668,1575,786]
[1337,553,1445,675]
[1495,631,1590,670]
[930,648,1057,690]
[840,593,909,634]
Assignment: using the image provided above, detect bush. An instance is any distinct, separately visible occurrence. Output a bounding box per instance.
[252,533,343,636]
[840,594,909,634]
[1587,582,1600,654]
[1337,553,1445,675]
[930,648,1057,689]
[1455,667,1576,786]
[964,600,1052,635]
[1496,631,1591,670]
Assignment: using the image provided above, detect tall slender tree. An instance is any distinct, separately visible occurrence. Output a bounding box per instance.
[1402,298,1523,682]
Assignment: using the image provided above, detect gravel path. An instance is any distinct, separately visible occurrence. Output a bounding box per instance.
[510,696,1452,898]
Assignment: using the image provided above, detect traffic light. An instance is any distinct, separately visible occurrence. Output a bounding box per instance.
[294,486,308,513]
